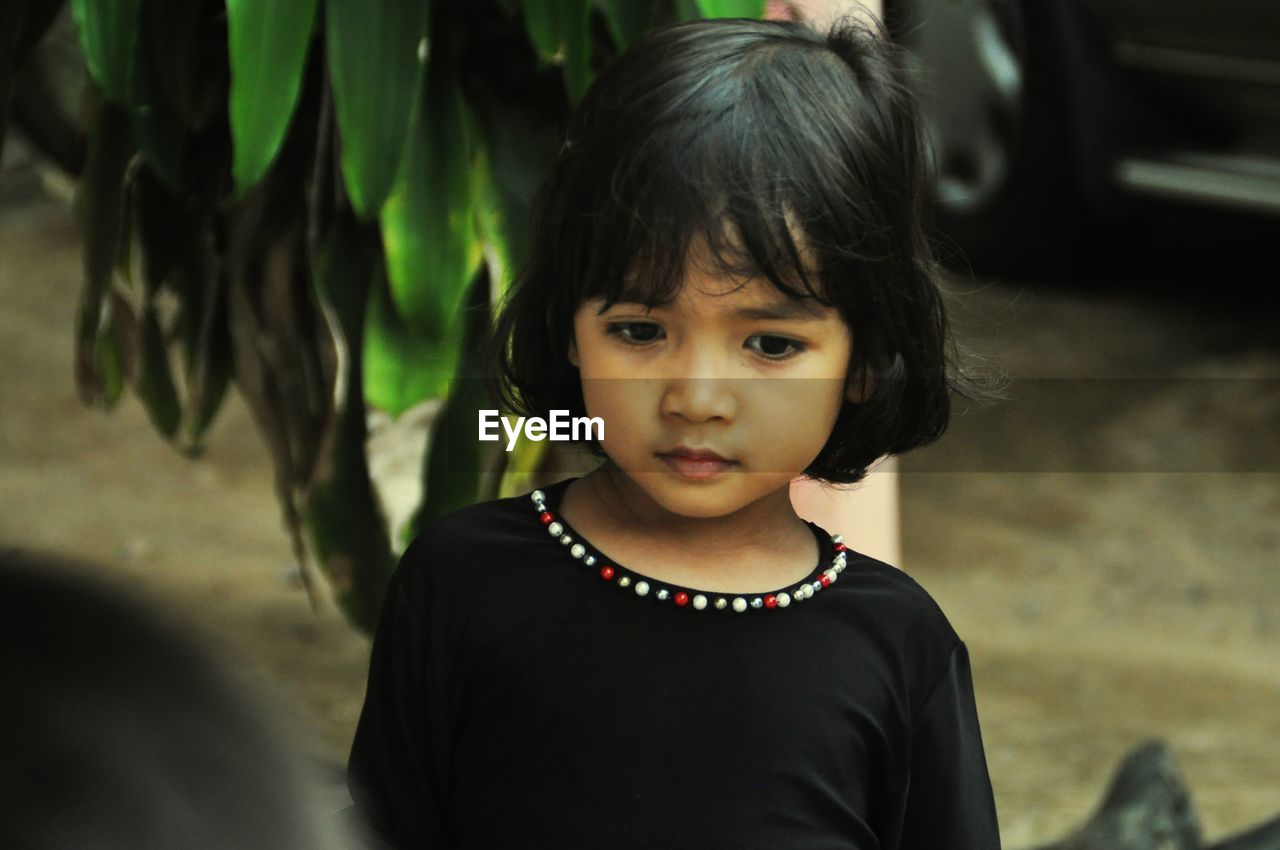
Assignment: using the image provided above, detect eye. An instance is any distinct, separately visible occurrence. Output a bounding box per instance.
[604,321,664,346]
[747,334,806,361]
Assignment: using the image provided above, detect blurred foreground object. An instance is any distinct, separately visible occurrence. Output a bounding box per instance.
[889,0,1280,271]
[0,548,347,850]
[1027,739,1280,850]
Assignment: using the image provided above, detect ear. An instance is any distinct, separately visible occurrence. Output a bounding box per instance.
[568,336,579,368]
[845,365,874,404]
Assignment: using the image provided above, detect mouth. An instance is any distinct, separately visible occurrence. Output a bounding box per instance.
[656,447,739,480]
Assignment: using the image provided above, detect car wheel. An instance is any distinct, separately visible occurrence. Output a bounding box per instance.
[890,0,1074,273]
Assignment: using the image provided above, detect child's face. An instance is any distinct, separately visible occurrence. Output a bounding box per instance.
[568,240,868,519]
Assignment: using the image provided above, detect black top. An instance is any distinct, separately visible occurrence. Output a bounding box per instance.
[346,476,1002,849]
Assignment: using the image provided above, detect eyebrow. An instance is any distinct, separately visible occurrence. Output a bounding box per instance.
[732,301,827,321]
[604,297,828,321]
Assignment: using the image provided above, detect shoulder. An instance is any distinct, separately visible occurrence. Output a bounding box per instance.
[834,549,961,644]
[390,484,561,601]
[825,548,963,703]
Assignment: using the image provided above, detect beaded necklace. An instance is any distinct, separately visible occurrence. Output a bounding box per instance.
[530,487,849,613]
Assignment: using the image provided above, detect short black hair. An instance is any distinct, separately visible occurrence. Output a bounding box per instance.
[486,15,1004,485]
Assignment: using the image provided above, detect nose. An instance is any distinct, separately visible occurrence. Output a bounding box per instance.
[658,344,738,423]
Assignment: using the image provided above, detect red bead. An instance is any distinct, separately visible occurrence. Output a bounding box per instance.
[674,592,689,607]
[833,542,846,552]
[819,574,833,587]
[600,565,615,580]
[764,595,777,608]
[539,511,554,525]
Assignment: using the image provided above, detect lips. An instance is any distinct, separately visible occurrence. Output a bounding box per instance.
[659,445,735,463]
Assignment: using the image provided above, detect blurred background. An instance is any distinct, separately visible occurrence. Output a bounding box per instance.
[1,0,1277,846]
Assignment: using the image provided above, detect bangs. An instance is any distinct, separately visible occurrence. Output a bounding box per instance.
[565,32,867,312]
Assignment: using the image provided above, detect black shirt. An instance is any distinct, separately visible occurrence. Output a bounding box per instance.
[347,476,1001,849]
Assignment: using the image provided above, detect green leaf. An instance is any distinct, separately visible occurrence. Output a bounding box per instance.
[410,267,496,539]
[522,0,591,104]
[132,164,179,297]
[521,0,559,60]
[324,0,430,218]
[694,0,765,17]
[71,0,142,105]
[128,0,188,191]
[94,296,128,407]
[136,300,181,437]
[675,0,701,22]
[307,211,395,632]
[593,0,656,51]
[468,82,561,298]
[379,51,483,340]
[362,259,465,417]
[73,93,136,406]
[147,0,204,121]
[226,0,318,192]
[173,221,231,449]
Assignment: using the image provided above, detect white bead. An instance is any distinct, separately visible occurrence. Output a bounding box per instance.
[832,533,843,544]
[834,563,844,573]
[618,575,631,588]
[583,555,596,566]
[634,581,650,596]
[750,597,763,609]
[732,597,748,613]
[547,521,563,536]
[570,543,586,559]
[693,594,708,610]
[823,569,836,580]
[715,597,728,610]
[656,588,669,601]
[777,592,791,607]
[531,490,546,504]
[560,534,573,545]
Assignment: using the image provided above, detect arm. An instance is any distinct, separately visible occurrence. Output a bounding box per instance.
[346,546,451,849]
[878,640,1003,850]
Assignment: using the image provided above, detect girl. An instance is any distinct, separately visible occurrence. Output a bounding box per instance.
[347,14,1004,850]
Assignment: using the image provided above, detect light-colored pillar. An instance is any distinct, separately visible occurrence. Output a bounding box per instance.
[776,0,900,568]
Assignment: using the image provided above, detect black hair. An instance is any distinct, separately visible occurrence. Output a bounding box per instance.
[485,15,1006,485]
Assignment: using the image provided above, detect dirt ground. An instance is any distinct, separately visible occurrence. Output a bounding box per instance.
[2,167,1277,847]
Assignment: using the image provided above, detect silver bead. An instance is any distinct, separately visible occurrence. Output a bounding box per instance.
[776,592,791,607]
[634,580,650,596]
[732,597,748,613]
[560,534,573,545]
[570,543,586,559]
[715,597,728,610]
[693,594,708,610]
[618,575,632,588]
[531,490,546,504]
[750,597,763,609]
[811,580,823,592]
[547,521,563,536]
[656,588,669,601]
[831,533,843,544]
[583,555,596,566]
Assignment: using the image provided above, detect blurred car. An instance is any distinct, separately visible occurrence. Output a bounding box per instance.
[887,0,1280,271]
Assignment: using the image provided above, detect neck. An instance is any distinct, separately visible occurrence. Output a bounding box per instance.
[580,460,807,558]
